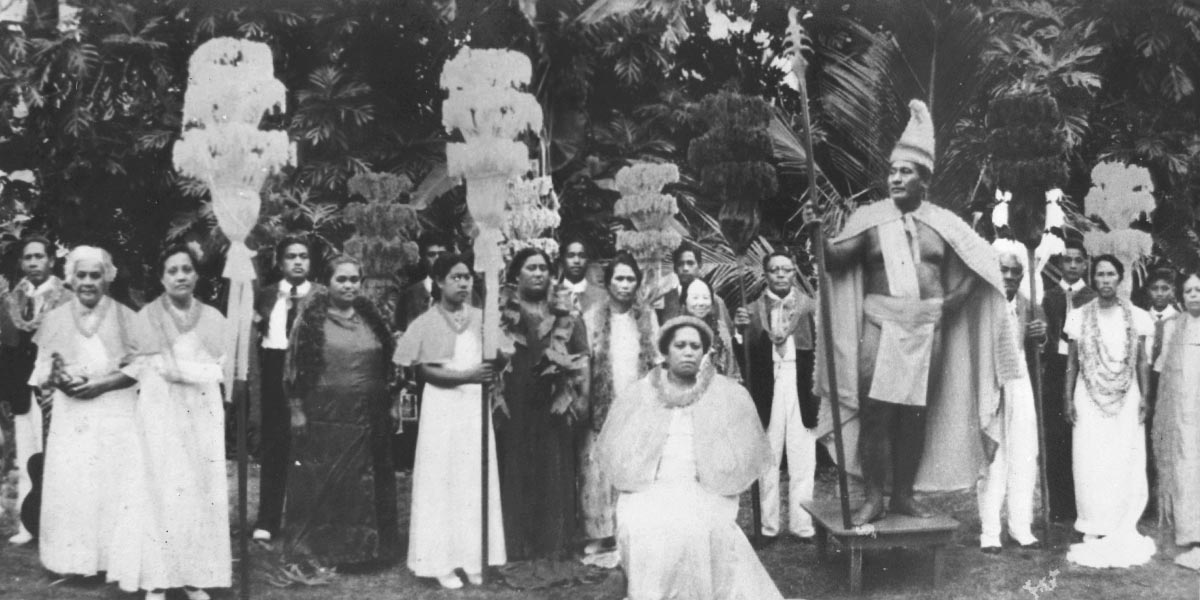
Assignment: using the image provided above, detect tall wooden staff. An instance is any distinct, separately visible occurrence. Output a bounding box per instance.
[785,7,853,527]
[441,47,542,582]
[688,91,780,545]
[986,90,1070,543]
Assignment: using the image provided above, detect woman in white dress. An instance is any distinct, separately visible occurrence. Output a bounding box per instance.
[580,253,658,557]
[1064,254,1156,568]
[598,316,784,600]
[1153,271,1200,568]
[29,246,141,577]
[108,245,230,600]
[394,254,505,589]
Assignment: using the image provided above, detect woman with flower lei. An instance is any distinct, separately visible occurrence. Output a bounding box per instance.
[395,254,505,589]
[495,247,590,561]
[596,317,782,599]
[109,245,230,600]
[578,253,659,558]
[1063,254,1156,568]
[29,246,142,579]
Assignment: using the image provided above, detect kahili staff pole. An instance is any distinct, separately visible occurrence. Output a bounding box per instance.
[794,48,852,528]
[811,225,852,529]
[236,380,250,600]
[1027,247,1052,543]
[739,273,764,545]
[481,379,490,583]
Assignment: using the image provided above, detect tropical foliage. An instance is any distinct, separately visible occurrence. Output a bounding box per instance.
[0,0,1196,306]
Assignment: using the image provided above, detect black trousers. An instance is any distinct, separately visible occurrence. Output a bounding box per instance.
[256,348,290,534]
[1042,353,1076,522]
[393,423,419,471]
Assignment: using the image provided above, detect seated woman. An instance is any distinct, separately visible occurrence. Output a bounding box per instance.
[282,255,399,569]
[395,254,506,588]
[597,316,783,600]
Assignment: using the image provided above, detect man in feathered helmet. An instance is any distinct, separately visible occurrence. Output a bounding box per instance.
[817,100,1024,526]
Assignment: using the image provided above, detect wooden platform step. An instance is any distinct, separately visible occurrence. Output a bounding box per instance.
[801,499,960,594]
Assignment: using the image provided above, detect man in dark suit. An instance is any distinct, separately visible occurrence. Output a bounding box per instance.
[0,236,71,545]
[557,237,606,316]
[1141,267,1178,517]
[394,232,450,334]
[1041,239,1096,523]
[252,235,321,543]
[733,251,818,542]
[391,232,453,472]
[657,243,733,330]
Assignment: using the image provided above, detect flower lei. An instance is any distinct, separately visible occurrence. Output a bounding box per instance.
[763,288,804,354]
[4,277,70,333]
[71,295,113,338]
[1078,300,1139,417]
[589,299,659,431]
[649,362,717,408]
[286,289,395,399]
[498,284,588,417]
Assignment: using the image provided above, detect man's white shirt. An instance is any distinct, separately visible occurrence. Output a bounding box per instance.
[263,280,312,349]
[1057,279,1087,355]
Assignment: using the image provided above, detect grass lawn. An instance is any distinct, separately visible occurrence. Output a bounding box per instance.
[1,459,1197,599]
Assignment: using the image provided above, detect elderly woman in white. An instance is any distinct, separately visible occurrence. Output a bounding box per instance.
[29,246,142,578]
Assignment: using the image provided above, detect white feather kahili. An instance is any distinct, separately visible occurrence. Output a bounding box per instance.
[440,46,543,356]
[173,37,294,396]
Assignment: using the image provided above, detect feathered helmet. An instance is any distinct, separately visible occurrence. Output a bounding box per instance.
[890,99,935,173]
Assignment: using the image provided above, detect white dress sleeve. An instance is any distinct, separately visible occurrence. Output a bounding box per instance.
[27,345,52,387]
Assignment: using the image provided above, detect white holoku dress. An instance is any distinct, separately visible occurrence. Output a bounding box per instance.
[403,315,505,577]
[33,312,141,576]
[109,304,232,592]
[616,408,784,600]
[1063,303,1156,568]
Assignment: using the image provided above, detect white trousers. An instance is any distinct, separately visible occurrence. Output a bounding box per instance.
[759,361,817,537]
[976,375,1038,547]
[12,398,43,538]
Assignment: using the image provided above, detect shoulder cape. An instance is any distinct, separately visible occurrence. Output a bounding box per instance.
[392,305,482,367]
[815,199,1024,492]
[597,368,771,497]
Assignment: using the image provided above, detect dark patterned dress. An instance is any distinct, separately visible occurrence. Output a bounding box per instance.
[496,309,587,560]
[282,313,398,566]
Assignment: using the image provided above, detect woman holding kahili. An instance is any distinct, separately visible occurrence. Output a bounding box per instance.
[396,253,506,588]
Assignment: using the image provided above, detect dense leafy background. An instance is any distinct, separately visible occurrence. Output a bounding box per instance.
[0,0,1196,304]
